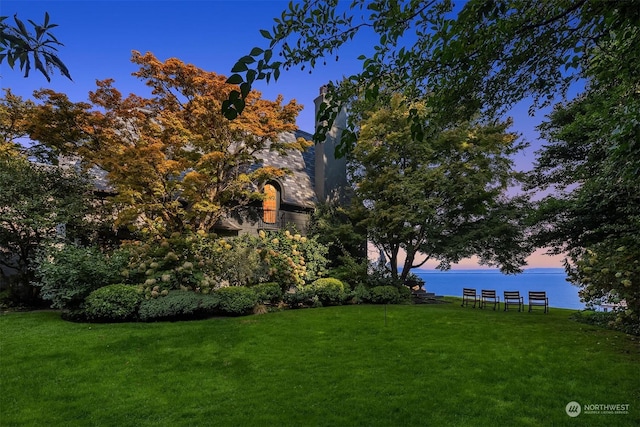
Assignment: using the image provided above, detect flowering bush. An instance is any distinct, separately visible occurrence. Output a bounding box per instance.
[195,235,267,287]
[568,239,639,333]
[123,233,271,296]
[120,233,203,297]
[253,229,328,291]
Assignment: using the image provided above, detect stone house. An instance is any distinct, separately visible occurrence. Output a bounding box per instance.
[214,87,349,236]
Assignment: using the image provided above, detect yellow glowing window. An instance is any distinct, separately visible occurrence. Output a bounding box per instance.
[263,184,277,224]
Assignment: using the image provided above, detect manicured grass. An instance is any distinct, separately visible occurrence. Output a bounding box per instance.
[1,301,638,426]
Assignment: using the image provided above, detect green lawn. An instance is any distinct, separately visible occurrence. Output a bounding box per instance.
[1,301,638,426]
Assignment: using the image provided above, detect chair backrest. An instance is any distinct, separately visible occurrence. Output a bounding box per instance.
[463,288,477,296]
[504,291,521,300]
[529,291,547,300]
[481,290,496,298]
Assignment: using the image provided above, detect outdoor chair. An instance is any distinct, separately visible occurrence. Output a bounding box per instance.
[528,291,549,313]
[480,289,500,310]
[461,288,479,308]
[503,291,523,312]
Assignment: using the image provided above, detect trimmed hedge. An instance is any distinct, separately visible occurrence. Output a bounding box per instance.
[311,278,345,306]
[368,286,401,304]
[138,291,220,322]
[84,284,141,322]
[252,282,283,305]
[215,286,258,316]
[282,287,316,308]
[351,284,370,304]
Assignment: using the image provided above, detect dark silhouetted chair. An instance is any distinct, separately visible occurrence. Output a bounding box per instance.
[503,291,523,312]
[480,289,500,310]
[461,288,479,308]
[528,291,549,313]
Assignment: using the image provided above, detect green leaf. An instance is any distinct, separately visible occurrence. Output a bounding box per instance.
[232,98,245,112]
[13,15,29,37]
[238,55,256,64]
[231,61,248,73]
[250,47,264,56]
[226,74,244,85]
[46,53,72,80]
[240,82,251,98]
[224,108,238,120]
[264,49,273,63]
[260,29,272,40]
[33,53,51,82]
[246,69,257,84]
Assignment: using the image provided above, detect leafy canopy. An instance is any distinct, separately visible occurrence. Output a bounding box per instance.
[528,32,640,327]
[349,94,531,281]
[23,51,310,235]
[224,0,638,153]
[0,155,93,299]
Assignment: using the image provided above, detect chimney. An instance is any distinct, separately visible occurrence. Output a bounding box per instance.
[314,86,348,204]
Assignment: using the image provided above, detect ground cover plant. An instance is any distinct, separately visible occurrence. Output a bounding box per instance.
[1,303,638,426]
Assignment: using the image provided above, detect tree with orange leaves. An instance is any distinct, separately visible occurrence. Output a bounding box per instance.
[29,51,310,235]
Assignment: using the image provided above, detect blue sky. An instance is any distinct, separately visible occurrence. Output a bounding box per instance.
[1,0,567,268]
[2,1,550,146]
[1,0,372,134]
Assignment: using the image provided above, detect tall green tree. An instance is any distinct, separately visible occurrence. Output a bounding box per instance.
[308,201,368,286]
[0,155,93,303]
[0,12,71,81]
[528,31,640,328]
[350,94,531,281]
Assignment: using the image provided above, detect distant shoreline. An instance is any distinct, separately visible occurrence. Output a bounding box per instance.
[414,267,566,274]
[412,268,582,309]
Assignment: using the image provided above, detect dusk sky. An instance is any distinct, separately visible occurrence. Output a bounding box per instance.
[2,0,569,269]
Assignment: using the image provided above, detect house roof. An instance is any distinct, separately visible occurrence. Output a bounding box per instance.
[58,129,318,209]
[254,130,317,209]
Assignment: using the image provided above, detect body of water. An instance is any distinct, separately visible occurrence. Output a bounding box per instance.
[413,268,585,310]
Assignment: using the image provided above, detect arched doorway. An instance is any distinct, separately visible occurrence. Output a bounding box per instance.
[263,183,278,224]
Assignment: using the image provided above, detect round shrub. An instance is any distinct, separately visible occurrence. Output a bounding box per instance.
[138,290,220,322]
[252,282,283,304]
[84,284,142,322]
[311,278,345,306]
[398,285,412,302]
[215,286,258,316]
[368,286,401,304]
[351,284,370,304]
[282,287,316,308]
